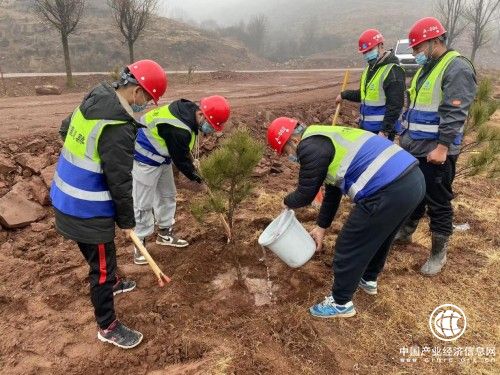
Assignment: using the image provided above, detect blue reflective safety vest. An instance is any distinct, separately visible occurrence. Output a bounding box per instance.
[302,125,417,202]
[402,51,465,145]
[134,106,195,166]
[50,108,126,218]
[359,63,402,134]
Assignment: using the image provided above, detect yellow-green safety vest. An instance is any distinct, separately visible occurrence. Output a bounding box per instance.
[134,105,196,166]
[50,108,126,218]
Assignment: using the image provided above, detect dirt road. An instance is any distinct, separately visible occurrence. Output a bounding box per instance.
[0,71,498,375]
[0,71,357,138]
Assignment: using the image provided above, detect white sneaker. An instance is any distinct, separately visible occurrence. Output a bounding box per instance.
[133,238,148,265]
[156,227,189,248]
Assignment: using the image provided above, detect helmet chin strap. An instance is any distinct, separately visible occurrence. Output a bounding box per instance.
[427,39,438,62]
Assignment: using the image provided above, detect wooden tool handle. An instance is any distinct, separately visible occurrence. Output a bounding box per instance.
[129,231,171,287]
[332,70,350,126]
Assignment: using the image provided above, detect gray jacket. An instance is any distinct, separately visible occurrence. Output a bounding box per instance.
[400,51,477,157]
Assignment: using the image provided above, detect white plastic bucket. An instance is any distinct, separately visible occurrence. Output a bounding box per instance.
[258,209,316,268]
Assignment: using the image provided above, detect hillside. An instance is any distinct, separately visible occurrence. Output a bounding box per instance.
[0,1,270,73]
[169,0,499,69]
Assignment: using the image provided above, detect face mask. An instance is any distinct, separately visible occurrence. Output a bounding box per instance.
[200,121,214,134]
[131,103,147,113]
[415,51,428,66]
[131,89,148,113]
[287,154,298,163]
[293,124,306,135]
[364,48,379,62]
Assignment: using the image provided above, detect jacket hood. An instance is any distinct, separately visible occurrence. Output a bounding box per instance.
[79,82,137,123]
[168,99,200,134]
[370,49,400,70]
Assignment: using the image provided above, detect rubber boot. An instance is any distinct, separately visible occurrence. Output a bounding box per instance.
[393,219,419,244]
[420,233,448,276]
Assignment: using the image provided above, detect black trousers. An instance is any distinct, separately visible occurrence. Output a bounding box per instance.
[77,241,117,329]
[409,155,458,236]
[332,167,426,304]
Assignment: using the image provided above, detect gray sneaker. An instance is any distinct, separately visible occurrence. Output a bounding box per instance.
[97,320,143,349]
[112,278,136,296]
[359,278,378,295]
[156,227,189,248]
[133,238,148,266]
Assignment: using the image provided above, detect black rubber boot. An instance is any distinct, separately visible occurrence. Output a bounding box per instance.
[393,219,419,244]
[420,233,448,276]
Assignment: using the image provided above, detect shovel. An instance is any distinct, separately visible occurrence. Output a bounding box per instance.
[313,70,350,207]
[129,231,171,287]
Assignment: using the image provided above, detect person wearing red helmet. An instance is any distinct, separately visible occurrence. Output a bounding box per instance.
[395,17,477,276]
[266,117,425,319]
[336,29,405,140]
[132,95,230,263]
[52,59,167,349]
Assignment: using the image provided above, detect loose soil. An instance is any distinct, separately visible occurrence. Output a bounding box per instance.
[0,71,498,375]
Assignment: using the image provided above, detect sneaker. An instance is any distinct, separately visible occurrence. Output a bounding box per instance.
[133,238,148,266]
[97,320,143,349]
[113,278,136,296]
[156,227,189,248]
[309,296,356,318]
[359,278,378,295]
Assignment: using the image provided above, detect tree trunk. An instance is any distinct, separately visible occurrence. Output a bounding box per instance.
[61,33,73,88]
[128,40,135,64]
[470,44,478,64]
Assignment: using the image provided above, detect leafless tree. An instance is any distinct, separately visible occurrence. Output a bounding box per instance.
[246,14,268,54]
[107,0,158,63]
[32,0,85,87]
[434,0,469,47]
[466,0,500,63]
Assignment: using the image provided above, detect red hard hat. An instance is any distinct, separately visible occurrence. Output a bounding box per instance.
[127,59,167,104]
[200,95,231,131]
[267,117,298,155]
[358,29,384,53]
[408,17,446,48]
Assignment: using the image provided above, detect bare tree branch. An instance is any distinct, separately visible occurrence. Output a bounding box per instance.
[32,0,85,87]
[434,0,469,46]
[466,0,500,63]
[107,0,158,63]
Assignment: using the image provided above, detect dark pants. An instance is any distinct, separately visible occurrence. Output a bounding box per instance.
[332,167,426,304]
[409,156,457,236]
[77,241,117,329]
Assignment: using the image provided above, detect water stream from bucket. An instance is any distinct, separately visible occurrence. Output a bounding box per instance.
[259,245,274,304]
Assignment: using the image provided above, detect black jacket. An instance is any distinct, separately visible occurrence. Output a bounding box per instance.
[55,82,138,244]
[284,136,343,229]
[157,99,202,183]
[341,50,405,136]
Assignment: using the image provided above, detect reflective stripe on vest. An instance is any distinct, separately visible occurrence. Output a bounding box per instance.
[301,125,416,201]
[50,108,125,218]
[134,106,196,166]
[404,51,464,144]
[360,64,394,132]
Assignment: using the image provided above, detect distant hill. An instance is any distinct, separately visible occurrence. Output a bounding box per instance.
[0,0,270,73]
[167,0,499,69]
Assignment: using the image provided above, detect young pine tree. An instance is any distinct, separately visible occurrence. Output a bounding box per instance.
[459,77,500,178]
[191,129,264,242]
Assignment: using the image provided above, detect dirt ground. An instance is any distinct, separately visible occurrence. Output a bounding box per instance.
[0,71,498,375]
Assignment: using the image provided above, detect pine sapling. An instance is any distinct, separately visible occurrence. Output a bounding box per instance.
[191,128,264,243]
[459,77,500,178]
